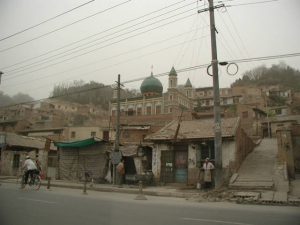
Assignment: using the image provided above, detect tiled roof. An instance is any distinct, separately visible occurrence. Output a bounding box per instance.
[145,117,240,141]
[0,132,56,150]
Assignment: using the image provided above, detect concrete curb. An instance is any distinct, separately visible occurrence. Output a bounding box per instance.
[0,178,196,198]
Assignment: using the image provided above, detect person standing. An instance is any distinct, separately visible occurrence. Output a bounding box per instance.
[200,158,214,189]
[21,155,37,188]
[116,158,125,188]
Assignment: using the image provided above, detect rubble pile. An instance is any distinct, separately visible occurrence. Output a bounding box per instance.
[187,188,235,203]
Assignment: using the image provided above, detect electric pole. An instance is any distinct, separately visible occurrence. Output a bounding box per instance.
[112,74,121,185]
[199,0,224,188]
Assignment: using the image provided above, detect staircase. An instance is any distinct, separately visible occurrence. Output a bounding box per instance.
[229,138,278,190]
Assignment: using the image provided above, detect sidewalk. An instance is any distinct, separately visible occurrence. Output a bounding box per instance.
[0,176,199,198]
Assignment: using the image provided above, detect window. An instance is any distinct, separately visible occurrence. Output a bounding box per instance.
[146,106,151,115]
[123,132,130,138]
[111,110,116,117]
[13,154,20,168]
[242,111,248,118]
[169,107,172,113]
[206,100,210,106]
[91,132,96,137]
[103,131,109,141]
[128,108,134,116]
[71,132,76,138]
[48,157,58,167]
[156,105,161,115]
[137,107,142,115]
[120,109,125,116]
[169,95,173,100]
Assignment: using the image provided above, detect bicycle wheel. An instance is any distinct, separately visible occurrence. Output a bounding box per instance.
[31,175,41,190]
[17,175,24,189]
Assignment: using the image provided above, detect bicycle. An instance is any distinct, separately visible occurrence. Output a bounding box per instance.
[17,170,41,190]
[68,168,93,187]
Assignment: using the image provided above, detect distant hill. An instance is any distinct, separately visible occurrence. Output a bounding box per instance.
[231,62,300,92]
[49,80,140,110]
[0,91,35,107]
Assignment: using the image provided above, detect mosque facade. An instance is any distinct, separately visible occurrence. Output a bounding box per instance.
[109,67,195,117]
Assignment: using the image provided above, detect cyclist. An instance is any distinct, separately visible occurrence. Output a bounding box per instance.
[20,155,37,188]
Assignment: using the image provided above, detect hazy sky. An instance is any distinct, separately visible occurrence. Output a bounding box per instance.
[0,0,299,100]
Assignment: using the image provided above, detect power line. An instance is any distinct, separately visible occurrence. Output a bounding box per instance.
[1,28,209,88]
[3,1,197,76]
[3,11,198,82]
[1,0,188,71]
[224,7,256,68]
[0,63,210,109]
[0,0,131,52]
[0,0,95,42]
[217,9,252,71]
[1,52,300,109]
[227,0,279,7]
[4,35,209,93]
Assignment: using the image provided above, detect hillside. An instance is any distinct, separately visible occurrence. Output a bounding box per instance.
[231,62,300,92]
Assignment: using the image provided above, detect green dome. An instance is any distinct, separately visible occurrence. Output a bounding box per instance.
[140,73,163,95]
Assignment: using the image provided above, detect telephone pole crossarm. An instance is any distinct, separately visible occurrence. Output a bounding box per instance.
[197,4,225,14]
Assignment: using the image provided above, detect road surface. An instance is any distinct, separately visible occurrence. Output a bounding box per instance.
[0,182,299,225]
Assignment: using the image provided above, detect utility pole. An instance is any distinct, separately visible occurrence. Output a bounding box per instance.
[112,74,121,185]
[199,0,224,188]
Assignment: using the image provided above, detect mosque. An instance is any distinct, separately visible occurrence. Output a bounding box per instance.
[109,67,195,117]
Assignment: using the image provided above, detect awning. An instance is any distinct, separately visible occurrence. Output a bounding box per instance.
[53,137,105,148]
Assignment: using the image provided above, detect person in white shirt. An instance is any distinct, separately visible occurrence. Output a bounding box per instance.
[21,155,37,187]
[200,158,214,189]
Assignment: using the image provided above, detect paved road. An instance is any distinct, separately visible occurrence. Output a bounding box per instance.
[0,183,299,225]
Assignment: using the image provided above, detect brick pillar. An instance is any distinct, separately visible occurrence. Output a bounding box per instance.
[276,128,295,179]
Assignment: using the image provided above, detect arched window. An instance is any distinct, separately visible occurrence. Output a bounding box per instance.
[155,101,162,115]
[169,107,173,113]
[120,106,125,116]
[136,103,142,115]
[128,104,134,116]
[169,95,173,100]
[146,103,152,115]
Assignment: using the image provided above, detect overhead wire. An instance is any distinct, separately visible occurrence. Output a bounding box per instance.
[227,0,279,7]
[216,9,252,71]
[3,34,209,93]
[0,0,132,53]
[1,0,188,71]
[0,0,95,42]
[3,9,199,82]
[1,29,209,88]
[2,51,300,109]
[0,52,300,108]
[3,1,197,76]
